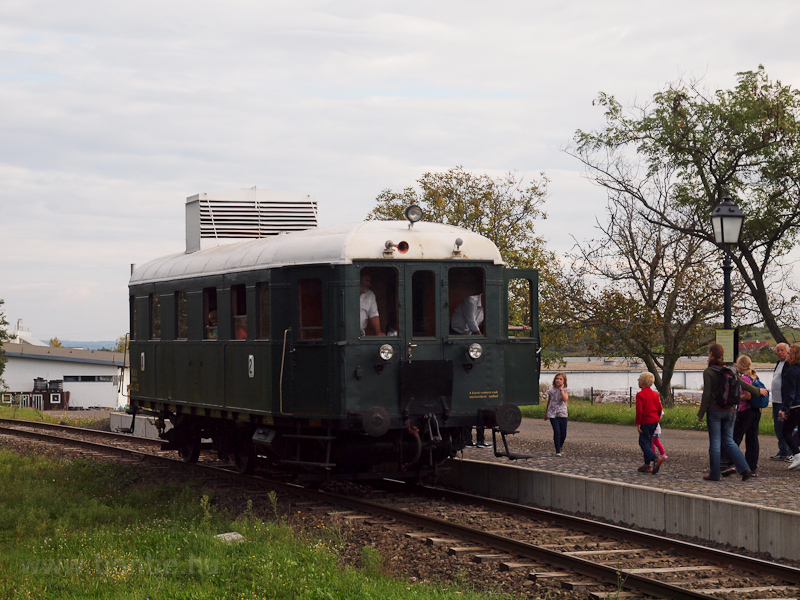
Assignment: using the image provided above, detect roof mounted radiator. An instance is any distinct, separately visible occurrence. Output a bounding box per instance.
[185,187,318,252]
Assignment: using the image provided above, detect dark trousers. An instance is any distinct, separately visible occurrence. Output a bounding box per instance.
[638,422,658,465]
[549,417,567,452]
[781,406,800,456]
[732,407,761,471]
[475,427,485,444]
[773,403,792,456]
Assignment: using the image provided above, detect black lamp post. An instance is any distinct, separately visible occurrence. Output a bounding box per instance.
[710,193,744,329]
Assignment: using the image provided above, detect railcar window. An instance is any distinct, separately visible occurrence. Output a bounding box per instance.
[298,278,323,340]
[507,278,533,337]
[231,284,247,340]
[204,287,218,340]
[149,294,161,340]
[359,267,398,337]
[130,296,136,341]
[176,291,188,339]
[448,267,485,336]
[257,282,270,339]
[412,270,436,337]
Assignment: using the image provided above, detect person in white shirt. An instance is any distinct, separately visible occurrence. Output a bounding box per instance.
[359,273,383,336]
[450,294,484,335]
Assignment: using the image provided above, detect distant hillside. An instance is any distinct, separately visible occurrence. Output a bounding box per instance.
[62,340,117,351]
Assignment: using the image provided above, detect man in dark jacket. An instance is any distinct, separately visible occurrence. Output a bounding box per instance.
[770,343,792,461]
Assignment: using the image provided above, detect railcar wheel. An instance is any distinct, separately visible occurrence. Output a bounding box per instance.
[178,436,201,463]
[233,444,256,475]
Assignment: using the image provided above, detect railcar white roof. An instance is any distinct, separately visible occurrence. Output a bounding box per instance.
[130,220,504,285]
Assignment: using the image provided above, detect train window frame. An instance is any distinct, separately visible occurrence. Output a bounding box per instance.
[175,291,188,339]
[411,269,437,338]
[257,281,270,339]
[359,266,398,338]
[231,283,247,340]
[149,293,161,340]
[447,266,486,337]
[298,278,323,340]
[506,276,534,338]
[129,296,137,341]
[204,287,218,340]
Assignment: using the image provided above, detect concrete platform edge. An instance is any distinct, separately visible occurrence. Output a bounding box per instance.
[439,458,800,561]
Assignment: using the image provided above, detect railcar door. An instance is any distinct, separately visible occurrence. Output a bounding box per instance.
[502,269,541,405]
[282,270,331,416]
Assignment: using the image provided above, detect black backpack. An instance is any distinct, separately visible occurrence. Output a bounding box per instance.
[712,365,741,408]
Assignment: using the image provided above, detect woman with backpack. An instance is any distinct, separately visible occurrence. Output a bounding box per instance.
[723,356,767,478]
[778,343,800,470]
[698,343,765,481]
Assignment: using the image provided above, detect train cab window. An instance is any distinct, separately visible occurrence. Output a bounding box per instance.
[507,277,534,337]
[231,284,247,340]
[130,296,136,341]
[257,282,270,339]
[299,278,323,340]
[149,294,161,340]
[204,287,218,340]
[448,267,485,336]
[175,291,188,339]
[412,270,436,337]
[359,267,398,337]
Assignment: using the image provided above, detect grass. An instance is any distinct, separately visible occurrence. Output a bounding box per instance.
[0,405,107,427]
[520,398,777,435]
[0,451,516,600]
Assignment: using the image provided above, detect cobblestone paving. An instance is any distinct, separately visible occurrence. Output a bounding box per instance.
[462,418,800,513]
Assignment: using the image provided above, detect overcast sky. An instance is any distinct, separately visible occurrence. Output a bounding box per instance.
[2,1,799,341]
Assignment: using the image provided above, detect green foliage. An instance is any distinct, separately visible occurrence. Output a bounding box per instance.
[0,300,11,389]
[0,452,511,600]
[112,334,128,354]
[49,337,64,348]
[572,66,800,342]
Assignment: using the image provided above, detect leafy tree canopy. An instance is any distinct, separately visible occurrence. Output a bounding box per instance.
[113,334,129,354]
[571,66,800,343]
[0,300,10,389]
[49,337,64,348]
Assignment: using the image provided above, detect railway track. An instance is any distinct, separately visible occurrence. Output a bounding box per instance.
[2,418,799,599]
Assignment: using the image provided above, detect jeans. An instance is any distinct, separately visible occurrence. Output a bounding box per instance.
[773,404,792,456]
[707,410,749,480]
[781,406,800,456]
[638,422,658,464]
[550,417,567,452]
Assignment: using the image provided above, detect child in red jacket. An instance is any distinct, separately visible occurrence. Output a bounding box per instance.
[635,372,664,474]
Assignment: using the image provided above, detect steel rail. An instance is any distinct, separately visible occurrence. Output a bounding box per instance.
[0,417,162,445]
[0,424,784,600]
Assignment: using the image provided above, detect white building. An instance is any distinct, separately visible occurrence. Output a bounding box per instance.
[2,326,129,409]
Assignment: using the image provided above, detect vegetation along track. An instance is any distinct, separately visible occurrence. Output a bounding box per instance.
[2,419,800,599]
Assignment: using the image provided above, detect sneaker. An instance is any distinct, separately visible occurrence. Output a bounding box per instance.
[478,442,492,448]
[660,454,668,460]
[789,455,800,470]
[751,470,759,478]
[770,453,790,461]
[741,469,753,481]
[652,456,664,475]
[637,464,652,473]
[722,466,737,477]
[555,452,563,457]
[785,455,795,462]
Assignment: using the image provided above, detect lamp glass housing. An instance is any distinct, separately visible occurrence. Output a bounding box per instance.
[710,196,744,245]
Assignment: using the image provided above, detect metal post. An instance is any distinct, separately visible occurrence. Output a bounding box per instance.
[723,250,733,330]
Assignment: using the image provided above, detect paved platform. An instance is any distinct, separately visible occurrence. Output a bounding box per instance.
[444,418,800,560]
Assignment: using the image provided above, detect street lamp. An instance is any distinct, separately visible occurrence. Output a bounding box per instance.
[710,193,744,329]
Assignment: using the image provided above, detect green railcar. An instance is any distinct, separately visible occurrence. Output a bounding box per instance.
[128,214,540,481]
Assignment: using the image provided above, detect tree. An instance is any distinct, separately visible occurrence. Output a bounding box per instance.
[113,334,129,354]
[49,337,64,348]
[571,66,800,343]
[565,189,726,404]
[367,166,565,360]
[0,300,11,390]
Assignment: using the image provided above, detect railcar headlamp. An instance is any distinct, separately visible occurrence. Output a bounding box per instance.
[468,343,483,360]
[405,205,423,224]
[379,344,394,361]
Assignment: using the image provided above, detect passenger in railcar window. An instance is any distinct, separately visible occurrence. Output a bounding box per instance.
[206,310,218,340]
[450,292,484,335]
[360,272,383,336]
[234,316,247,340]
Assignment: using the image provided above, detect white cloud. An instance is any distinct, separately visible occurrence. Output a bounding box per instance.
[2,0,800,339]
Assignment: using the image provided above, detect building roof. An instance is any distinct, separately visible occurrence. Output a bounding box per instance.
[130,220,504,285]
[4,344,128,367]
